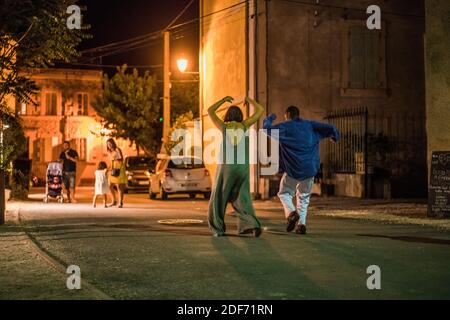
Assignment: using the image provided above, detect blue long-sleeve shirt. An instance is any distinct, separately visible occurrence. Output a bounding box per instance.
[263,114,340,180]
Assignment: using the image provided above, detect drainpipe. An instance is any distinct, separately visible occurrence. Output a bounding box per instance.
[247,0,261,199]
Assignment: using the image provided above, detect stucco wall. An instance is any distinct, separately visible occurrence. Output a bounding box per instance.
[425,0,450,168]
[266,0,425,121]
[200,0,427,198]
[200,0,248,179]
[264,0,426,197]
[333,173,364,198]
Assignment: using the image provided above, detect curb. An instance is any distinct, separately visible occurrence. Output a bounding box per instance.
[12,203,113,300]
[314,211,450,231]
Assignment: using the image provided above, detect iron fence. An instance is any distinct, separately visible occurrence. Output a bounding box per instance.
[324,107,368,173]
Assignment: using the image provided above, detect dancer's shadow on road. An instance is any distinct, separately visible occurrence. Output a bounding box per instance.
[211,230,331,299]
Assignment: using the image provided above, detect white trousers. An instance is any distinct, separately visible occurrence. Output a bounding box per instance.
[277,173,314,225]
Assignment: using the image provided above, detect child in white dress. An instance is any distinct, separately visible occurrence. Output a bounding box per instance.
[93,161,109,208]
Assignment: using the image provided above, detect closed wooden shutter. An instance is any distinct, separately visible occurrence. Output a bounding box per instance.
[45,93,51,115]
[83,94,88,115]
[45,93,57,115]
[80,138,87,160]
[365,31,380,88]
[349,26,366,89]
[348,26,382,89]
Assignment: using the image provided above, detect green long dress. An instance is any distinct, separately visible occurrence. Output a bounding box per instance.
[208,122,261,236]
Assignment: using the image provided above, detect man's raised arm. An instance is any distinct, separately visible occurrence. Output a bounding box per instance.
[311,121,340,142]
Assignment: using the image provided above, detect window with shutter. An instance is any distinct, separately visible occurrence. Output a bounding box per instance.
[45,92,58,115]
[365,30,380,88]
[349,26,366,89]
[79,138,87,160]
[348,26,383,89]
[15,99,27,115]
[77,93,88,115]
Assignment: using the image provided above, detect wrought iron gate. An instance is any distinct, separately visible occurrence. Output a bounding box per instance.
[324,107,368,174]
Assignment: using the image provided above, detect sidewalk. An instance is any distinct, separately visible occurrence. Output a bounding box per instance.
[0,230,104,300]
[265,197,450,231]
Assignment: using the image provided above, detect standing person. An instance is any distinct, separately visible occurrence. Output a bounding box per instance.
[263,106,340,234]
[59,141,79,203]
[93,161,109,208]
[208,96,264,237]
[106,138,127,208]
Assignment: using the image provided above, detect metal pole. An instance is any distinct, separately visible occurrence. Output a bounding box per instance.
[364,107,369,198]
[162,31,171,154]
[0,120,5,225]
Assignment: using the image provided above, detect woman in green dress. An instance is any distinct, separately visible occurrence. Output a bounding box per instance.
[207,96,265,237]
[106,138,127,208]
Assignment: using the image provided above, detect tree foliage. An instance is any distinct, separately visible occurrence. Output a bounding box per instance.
[165,111,195,154]
[0,0,89,107]
[92,65,161,157]
[0,109,27,171]
[0,0,89,204]
[170,82,199,121]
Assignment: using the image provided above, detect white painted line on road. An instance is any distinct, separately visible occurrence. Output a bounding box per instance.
[158,219,204,225]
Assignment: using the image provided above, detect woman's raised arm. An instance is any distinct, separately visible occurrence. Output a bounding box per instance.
[243,97,265,127]
[208,96,233,129]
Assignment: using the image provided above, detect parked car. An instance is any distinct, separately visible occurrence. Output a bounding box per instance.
[124,156,155,193]
[149,156,212,200]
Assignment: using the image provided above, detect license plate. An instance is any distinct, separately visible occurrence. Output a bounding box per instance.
[181,183,197,187]
[138,181,149,185]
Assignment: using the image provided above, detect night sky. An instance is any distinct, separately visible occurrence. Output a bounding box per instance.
[77,0,199,74]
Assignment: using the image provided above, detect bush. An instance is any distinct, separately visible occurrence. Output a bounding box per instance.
[10,169,30,200]
[1,110,29,200]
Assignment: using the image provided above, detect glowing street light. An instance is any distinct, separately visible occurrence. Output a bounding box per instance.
[177,57,199,75]
[177,58,188,73]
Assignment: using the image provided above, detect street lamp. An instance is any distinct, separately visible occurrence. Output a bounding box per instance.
[161,33,199,155]
[177,58,199,75]
[177,58,188,73]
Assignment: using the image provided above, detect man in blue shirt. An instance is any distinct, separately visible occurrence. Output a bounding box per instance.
[263,106,340,234]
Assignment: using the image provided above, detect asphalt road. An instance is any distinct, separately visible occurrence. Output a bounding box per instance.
[1,188,450,299]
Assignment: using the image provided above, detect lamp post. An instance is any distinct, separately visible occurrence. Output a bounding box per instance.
[0,121,10,225]
[160,35,200,155]
[161,31,171,154]
[161,33,200,153]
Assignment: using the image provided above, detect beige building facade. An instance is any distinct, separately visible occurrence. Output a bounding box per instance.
[200,0,428,199]
[15,68,138,186]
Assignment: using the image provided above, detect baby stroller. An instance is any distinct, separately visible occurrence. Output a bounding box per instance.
[43,162,64,203]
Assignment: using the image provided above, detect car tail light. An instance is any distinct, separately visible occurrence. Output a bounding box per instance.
[164,169,172,177]
[205,170,210,176]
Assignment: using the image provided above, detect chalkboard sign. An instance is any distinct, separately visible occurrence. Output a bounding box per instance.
[428,151,450,218]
